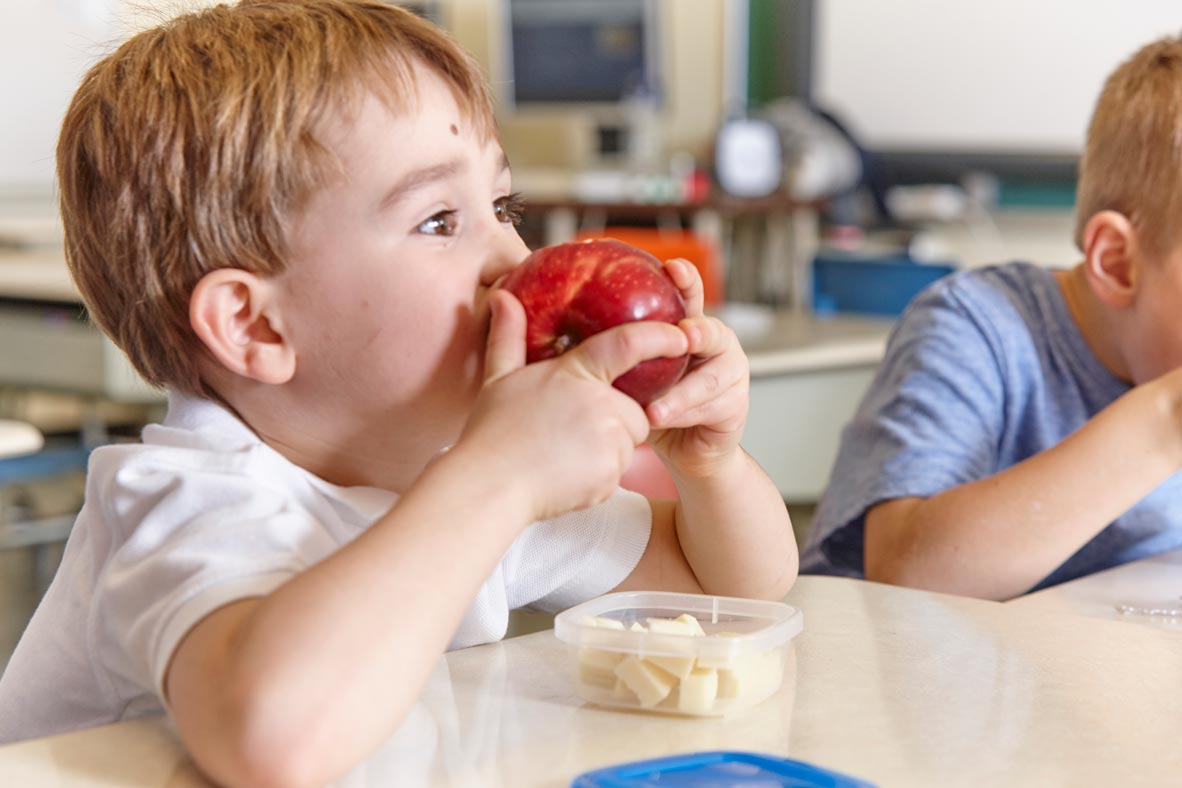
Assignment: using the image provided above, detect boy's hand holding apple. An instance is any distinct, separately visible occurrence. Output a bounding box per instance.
[460,259,687,523]
[481,239,749,510]
[500,239,691,406]
[630,256,750,481]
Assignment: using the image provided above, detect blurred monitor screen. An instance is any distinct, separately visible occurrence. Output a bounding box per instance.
[504,0,661,108]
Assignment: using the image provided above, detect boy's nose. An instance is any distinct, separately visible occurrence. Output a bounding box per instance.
[482,231,531,286]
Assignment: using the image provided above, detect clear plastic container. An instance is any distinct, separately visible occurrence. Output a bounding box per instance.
[554,591,804,717]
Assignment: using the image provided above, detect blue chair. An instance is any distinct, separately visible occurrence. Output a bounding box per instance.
[0,440,91,595]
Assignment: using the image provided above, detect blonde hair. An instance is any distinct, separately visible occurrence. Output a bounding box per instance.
[1075,35,1182,257]
[57,0,495,397]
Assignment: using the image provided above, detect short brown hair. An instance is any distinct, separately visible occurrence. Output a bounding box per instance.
[1075,36,1182,257]
[57,0,495,397]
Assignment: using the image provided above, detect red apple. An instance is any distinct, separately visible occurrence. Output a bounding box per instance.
[501,238,690,405]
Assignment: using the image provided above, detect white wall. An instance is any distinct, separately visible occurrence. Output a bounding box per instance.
[0,1,221,194]
[2,1,726,185]
[0,1,114,191]
[815,0,1182,154]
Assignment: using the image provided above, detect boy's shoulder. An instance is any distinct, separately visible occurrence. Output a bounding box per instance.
[85,392,327,529]
[87,393,262,489]
[891,260,1122,403]
[91,390,398,521]
[918,261,1060,316]
[901,261,1071,346]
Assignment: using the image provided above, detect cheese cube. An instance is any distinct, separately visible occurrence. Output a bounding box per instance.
[578,647,624,673]
[716,664,747,698]
[645,616,701,636]
[674,613,706,636]
[577,648,624,689]
[694,632,742,670]
[613,655,677,707]
[644,616,701,669]
[646,654,696,680]
[678,667,719,714]
[695,652,734,670]
[717,650,781,700]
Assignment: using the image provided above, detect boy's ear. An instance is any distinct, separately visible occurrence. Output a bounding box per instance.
[189,269,295,385]
[1081,210,1139,308]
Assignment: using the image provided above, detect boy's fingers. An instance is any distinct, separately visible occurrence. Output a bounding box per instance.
[648,355,746,427]
[678,315,734,357]
[564,321,689,388]
[664,258,704,316]
[483,290,526,383]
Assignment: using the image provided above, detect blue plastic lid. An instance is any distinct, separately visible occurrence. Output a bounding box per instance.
[571,751,876,787]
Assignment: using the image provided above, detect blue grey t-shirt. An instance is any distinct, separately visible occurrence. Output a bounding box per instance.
[801,262,1182,591]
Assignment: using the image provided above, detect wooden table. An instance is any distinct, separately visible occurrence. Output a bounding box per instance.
[3,574,1180,787]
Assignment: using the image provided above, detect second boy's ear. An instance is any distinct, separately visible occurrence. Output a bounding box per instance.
[189,269,296,385]
[1081,210,1140,307]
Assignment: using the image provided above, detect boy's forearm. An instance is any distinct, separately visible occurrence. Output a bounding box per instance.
[671,449,798,600]
[181,445,531,788]
[868,373,1182,599]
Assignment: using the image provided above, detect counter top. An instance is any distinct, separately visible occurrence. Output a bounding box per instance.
[713,303,891,375]
[0,249,78,303]
[3,573,1180,787]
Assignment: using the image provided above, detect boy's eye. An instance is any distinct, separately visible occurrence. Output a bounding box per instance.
[494,192,525,226]
[417,210,458,236]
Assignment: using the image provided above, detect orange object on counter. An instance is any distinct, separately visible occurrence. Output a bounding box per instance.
[574,227,724,306]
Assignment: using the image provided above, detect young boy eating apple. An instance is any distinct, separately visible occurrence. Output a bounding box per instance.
[0,2,797,786]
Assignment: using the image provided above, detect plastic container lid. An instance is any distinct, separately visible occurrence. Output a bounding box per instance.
[571,750,876,787]
[554,591,803,661]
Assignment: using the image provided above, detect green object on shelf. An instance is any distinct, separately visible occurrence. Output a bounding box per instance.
[998,182,1076,208]
[747,0,780,108]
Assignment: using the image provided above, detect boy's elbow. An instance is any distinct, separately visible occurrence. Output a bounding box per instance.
[864,526,935,589]
[183,680,347,788]
[219,727,326,788]
[863,551,912,587]
[862,538,904,585]
[739,543,799,602]
[768,552,800,601]
[862,498,929,588]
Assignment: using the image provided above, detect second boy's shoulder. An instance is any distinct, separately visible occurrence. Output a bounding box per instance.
[907,261,1060,322]
[892,261,1073,357]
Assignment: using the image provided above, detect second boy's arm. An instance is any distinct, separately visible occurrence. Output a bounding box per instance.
[865,366,1182,599]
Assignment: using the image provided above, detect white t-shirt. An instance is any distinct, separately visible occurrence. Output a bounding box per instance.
[0,392,652,744]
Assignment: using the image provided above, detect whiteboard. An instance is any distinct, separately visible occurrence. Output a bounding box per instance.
[814,0,1182,154]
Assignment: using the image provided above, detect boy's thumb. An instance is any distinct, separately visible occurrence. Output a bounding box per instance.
[483,290,527,383]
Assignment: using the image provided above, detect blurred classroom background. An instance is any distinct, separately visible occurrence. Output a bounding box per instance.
[1,0,1180,652]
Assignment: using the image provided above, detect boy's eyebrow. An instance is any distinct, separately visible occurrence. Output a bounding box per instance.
[378,153,511,210]
[378,160,465,210]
